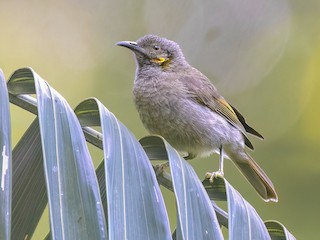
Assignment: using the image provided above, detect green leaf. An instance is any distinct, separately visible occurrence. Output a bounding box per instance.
[206,177,271,239]
[75,98,172,240]
[203,177,227,202]
[7,68,107,240]
[140,136,229,229]
[140,135,223,240]
[140,135,295,240]
[224,178,271,240]
[166,141,224,240]
[0,69,12,240]
[5,67,296,240]
[265,220,296,240]
[11,119,46,240]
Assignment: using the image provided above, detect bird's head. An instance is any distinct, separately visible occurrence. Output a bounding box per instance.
[117,34,188,70]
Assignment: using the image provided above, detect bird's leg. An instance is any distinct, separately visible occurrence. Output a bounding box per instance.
[218,146,224,175]
[154,161,170,176]
[205,146,225,182]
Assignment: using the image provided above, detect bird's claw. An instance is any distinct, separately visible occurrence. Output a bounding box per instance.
[154,162,170,176]
[205,170,224,183]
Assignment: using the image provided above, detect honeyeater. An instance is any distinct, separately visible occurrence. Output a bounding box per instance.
[117,34,277,202]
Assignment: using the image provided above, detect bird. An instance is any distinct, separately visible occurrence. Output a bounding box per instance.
[116,34,278,202]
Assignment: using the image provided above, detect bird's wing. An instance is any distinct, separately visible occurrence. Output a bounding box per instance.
[180,70,262,149]
[229,104,264,139]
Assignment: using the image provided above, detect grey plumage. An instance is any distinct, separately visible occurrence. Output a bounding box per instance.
[117,34,278,202]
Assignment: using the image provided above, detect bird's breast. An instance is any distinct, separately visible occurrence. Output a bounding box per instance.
[133,75,181,133]
[132,72,245,158]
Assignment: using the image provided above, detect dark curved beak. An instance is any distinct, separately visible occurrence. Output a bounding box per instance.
[116,41,147,56]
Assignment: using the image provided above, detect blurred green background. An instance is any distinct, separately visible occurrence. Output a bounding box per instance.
[1,0,319,239]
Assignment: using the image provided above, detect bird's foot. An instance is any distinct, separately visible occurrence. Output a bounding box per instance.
[154,162,170,176]
[205,170,224,183]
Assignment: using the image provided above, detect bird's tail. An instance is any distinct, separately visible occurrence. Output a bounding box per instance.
[231,152,278,202]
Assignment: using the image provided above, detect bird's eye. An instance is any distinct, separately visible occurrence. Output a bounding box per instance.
[153,45,160,51]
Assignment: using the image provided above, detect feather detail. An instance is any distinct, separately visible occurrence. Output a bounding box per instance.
[179,71,262,150]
